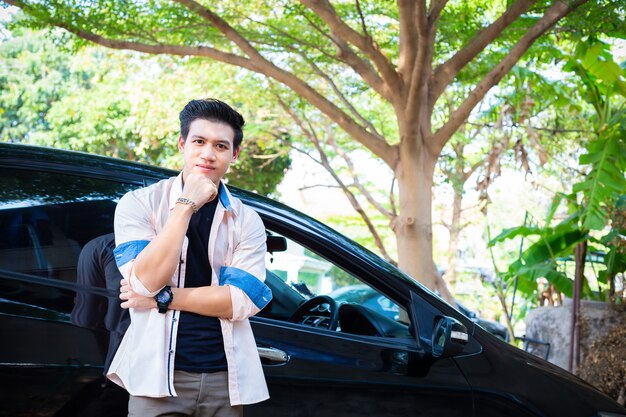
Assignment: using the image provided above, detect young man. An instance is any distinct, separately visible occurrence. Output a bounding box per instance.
[107,99,272,417]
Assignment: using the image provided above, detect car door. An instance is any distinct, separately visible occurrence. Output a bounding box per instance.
[247,228,474,417]
[0,165,138,417]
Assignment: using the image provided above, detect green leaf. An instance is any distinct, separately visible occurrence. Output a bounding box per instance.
[545,193,571,227]
[545,269,573,298]
[510,263,573,298]
[576,132,626,230]
[488,225,541,247]
[520,229,587,266]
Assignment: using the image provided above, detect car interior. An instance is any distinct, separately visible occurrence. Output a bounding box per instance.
[258,232,411,339]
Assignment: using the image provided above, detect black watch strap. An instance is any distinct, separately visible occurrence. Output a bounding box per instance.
[155,286,173,314]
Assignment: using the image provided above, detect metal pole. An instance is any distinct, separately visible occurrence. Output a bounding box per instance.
[568,241,587,373]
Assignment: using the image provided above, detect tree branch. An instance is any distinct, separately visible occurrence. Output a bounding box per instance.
[4,0,399,168]
[466,121,594,134]
[173,0,398,166]
[430,0,587,154]
[465,158,485,182]
[295,10,391,99]
[416,0,428,31]
[390,176,398,217]
[405,0,436,131]
[242,14,343,64]
[331,37,391,100]
[304,58,380,135]
[397,0,417,83]
[355,0,370,40]
[278,98,397,264]
[325,131,394,219]
[11,10,255,68]
[300,0,402,98]
[430,0,535,105]
[298,184,343,190]
[290,144,324,166]
[429,0,448,24]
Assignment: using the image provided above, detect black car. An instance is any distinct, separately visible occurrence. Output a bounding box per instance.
[1,143,624,417]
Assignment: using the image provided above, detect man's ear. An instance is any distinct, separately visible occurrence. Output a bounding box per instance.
[232,146,241,162]
[178,135,185,152]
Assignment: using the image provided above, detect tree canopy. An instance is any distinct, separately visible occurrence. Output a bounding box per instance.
[0,27,291,194]
[3,0,624,298]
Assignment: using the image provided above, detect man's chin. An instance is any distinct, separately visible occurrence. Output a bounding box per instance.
[183,169,218,182]
[196,170,225,185]
[190,167,212,176]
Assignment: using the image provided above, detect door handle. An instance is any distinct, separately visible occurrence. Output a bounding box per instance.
[257,346,289,363]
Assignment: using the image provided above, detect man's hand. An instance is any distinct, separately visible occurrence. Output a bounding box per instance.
[119,278,233,318]
[181,173,218,209]
[119,278,156,310]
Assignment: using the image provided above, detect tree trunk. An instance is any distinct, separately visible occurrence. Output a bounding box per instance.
[394,137,454,304]
[446,189,463,287]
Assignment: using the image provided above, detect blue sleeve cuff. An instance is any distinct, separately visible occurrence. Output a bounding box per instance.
[113,240,150,268]
[219,266,272,310]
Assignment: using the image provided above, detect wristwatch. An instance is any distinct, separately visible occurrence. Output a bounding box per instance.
[154,286,173,314]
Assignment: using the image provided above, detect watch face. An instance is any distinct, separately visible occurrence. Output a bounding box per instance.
[156,290,171,303]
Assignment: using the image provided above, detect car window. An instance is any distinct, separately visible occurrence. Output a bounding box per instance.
[265,230,406,324]
[0,168,136,283]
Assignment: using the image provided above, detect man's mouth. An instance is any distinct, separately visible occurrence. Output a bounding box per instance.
[196,164,214,172]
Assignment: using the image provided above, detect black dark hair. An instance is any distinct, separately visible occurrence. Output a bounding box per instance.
[179,98,245,148]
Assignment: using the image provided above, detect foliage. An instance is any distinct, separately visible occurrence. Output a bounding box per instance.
[4,0,624,298]
[489,38,626,305]
[0,27,290,194]
[228,132,291,195]
[567,40,626,230]
[0,27,91,142]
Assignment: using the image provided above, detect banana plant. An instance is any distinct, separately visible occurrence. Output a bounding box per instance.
[489,196,587,299]
[490,38,626,304]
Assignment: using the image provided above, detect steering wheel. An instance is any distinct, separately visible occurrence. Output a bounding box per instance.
[288,295,339,330]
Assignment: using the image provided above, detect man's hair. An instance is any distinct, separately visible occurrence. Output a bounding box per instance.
[179,98,245,148]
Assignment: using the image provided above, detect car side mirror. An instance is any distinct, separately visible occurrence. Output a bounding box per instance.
[432,316,468,359]
[267,235,287,253]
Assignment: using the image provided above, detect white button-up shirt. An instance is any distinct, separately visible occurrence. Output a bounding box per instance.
[107,174,271,405]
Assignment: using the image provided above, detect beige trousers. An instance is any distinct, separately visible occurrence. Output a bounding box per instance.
[128,371,243,417]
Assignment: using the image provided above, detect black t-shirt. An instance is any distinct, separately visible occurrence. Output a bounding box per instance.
[174,195,227,373]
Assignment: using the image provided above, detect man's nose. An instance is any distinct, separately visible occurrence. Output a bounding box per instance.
[201,146,217,160]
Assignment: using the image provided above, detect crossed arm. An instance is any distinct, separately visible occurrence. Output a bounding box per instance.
[119,279,234,318]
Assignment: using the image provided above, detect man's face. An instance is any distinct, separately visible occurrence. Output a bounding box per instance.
[178,119,240,185]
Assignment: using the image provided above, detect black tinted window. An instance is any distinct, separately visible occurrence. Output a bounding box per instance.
[0,168,136,282]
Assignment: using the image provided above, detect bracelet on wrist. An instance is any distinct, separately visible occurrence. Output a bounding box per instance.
[176,197,199,213]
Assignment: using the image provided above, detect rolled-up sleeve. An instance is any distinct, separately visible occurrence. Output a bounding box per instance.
[113,191,159,297]
[221,210,271,321]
